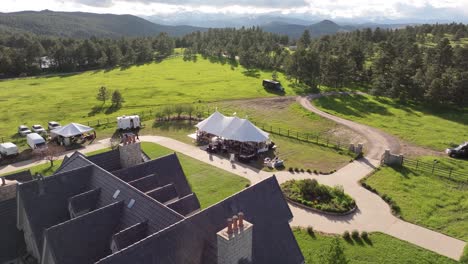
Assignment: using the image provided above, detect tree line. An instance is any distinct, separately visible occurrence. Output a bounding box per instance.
[0,31,174,77]
[1,23,467,106]
[180,24,468,107]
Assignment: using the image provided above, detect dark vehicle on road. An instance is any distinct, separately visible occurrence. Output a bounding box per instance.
[446,142,468,158]
[263,79,285,93]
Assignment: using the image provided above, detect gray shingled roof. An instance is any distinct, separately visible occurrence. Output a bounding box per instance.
[0,197,26,263]
[4,170,33,182]
[86,149,122,172]
[113,154,192,198]
[112,221,149,251]
[96,176,305,264]
[45,201,125,264]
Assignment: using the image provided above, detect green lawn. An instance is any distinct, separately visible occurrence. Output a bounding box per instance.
[294,229,457,263]
[216,100,341,138]
[364,157,468,241]
[314,93,468,150]
[0,56,296,138]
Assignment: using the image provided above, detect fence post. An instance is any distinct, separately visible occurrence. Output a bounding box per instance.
[316,135,319,144]
[432,162,436,175]
[87,121,90,126]
[449,168,452,178]
[326,138,329,146]
[416,160,419,171]
[98,120,100,126]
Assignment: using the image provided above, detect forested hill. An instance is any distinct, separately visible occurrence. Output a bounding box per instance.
[261,20,354,39]
[0,10,204,38]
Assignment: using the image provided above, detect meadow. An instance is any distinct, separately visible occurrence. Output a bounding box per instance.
[294,229,458,264]
[314,93,468,151]
[364,156,468,241]
[0,56,295,138]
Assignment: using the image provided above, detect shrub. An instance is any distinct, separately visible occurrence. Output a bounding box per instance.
[342,231,351,240]
[306,169,312,173]
[361,231,368,240]
[300,168,305,173]
[351,230,360,240]
[306,226,314,236]
[245,183,251,188]
[288,167,294,173]
[313,170,318,174]
[294,167,300,172]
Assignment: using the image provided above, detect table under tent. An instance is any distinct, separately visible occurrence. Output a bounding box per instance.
[195,111,277,161]
[50,123,95,146]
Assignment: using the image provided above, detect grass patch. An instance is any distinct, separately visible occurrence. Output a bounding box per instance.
[0,56,296,137]
[314,93,468,150]
[364,156,468,241]
[281,179,355,213]
[294,228,457,263]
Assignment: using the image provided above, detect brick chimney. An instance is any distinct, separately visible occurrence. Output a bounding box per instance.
[119,135,142,168]
[217,212,253,264]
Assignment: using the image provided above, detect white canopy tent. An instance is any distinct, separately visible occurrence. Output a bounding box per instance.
[196,111,269,143]
[50,123,94,138]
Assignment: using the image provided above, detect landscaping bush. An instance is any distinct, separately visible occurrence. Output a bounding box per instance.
[361,231,368,240]
[313,169,318,174]
[294,167,300,172]
[306,169,312,174]
[281,179,356,213]
[289,167,294,173]
[307,226,314,236]
[245,183,251,188]
[343,231,351,240]
[300,168,305,173]
[352,230,360,240]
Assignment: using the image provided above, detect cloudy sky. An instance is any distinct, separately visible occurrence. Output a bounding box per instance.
[1,0,468,22]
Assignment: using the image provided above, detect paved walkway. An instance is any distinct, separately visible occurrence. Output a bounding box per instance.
[0,96,466,260]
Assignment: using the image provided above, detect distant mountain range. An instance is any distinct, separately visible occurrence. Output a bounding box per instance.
[0,10,203,38]
[0,10,410,39]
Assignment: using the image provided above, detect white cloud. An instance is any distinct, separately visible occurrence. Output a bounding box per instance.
[1,0,467,22]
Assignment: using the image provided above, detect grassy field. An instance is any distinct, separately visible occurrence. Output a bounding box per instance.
[1,142,248,209]
[0,56,296,138]
[314,93,468,150]
[364,157,468,241]
[294,229,457,263]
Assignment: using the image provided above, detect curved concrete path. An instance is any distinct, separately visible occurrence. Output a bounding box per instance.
[1,95,465,260]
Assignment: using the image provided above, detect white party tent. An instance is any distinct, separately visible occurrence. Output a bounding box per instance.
[196,111,269,142]
[50,123,94,138]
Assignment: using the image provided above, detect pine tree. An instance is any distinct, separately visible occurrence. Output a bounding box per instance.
[96,86,110,104]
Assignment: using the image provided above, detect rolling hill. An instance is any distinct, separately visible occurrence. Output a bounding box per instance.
[0,10,204,38]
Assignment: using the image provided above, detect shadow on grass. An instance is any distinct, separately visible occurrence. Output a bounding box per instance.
[152,120,195,132]
[291,82,319,95]
[88,105,104,117]
[317,94,393,118]
[105,105,121,115]
[242,69,261,78]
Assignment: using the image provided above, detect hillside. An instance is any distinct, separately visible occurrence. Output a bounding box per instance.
[261,20,353,39]
[0,10,203,38]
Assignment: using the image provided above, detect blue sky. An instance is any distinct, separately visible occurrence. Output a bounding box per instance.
[2,0,468,22]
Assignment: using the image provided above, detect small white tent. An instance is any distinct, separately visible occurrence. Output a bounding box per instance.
[195,112,269,143]
[50,123,94,138]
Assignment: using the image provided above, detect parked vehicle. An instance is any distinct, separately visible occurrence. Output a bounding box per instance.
[31,124,46,134]
[262,79,285,92]
[0,142,19,157]
[27,133,47,150]
[48,121,61,131]
[18,125,32,136]
[117,115,141,130]
[446,142,468,158]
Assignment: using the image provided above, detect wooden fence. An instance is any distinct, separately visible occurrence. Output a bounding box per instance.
[401,157,468,185]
